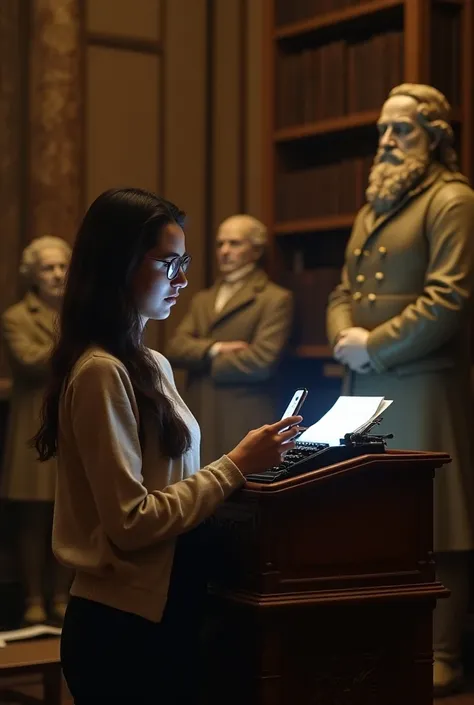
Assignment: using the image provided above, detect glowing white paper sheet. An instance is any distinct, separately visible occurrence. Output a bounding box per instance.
[298,396,392,446]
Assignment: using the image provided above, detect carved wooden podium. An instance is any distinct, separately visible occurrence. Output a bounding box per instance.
[204,449,450,705]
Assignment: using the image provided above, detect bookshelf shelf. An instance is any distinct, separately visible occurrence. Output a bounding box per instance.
[274,108,462,144]
[274,110,380,143]
[275,215,355,235]
[274,0,403,41]
[293,345,333,359]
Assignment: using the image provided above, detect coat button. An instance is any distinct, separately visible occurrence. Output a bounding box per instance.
[368,293,377,303]
[352,292,362,301]
[356,274,365,283]
[378,246,387,256]
[363,250,370,256]
[353,248,362,256]
[375,272,384,281]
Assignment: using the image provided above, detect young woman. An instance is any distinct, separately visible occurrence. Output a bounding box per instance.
[33,188,301,704]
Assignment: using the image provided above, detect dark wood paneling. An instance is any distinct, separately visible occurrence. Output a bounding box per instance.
[159,0,211,368]
[86,0,161,41]
[211,0,244,241]
[87,32,162,55]
[0,0,24,378]
[404,0,431,82]
[461,0,474,180]
[245,0,265,221]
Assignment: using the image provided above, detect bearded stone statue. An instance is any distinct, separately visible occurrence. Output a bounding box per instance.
[326,84,474,698]
[366,85,458,215]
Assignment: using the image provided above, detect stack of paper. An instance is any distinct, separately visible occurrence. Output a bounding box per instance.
[298,396,393,447]
[0,624,61,648]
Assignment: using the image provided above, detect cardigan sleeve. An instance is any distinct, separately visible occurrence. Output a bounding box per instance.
[68,354,244,552]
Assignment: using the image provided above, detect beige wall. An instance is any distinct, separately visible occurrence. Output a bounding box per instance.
[85,0,265,352]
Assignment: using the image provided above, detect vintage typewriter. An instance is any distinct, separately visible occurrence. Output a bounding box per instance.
[245,420,392,484]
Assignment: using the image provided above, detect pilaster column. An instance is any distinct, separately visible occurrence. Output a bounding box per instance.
[28,0,84,243]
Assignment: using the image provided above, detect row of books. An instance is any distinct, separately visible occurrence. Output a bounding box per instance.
[275,31,403,129]
[275,156,374,223]
[275,0,378,27]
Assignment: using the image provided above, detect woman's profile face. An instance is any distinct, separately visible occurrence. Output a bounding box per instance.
[132,222,188,323]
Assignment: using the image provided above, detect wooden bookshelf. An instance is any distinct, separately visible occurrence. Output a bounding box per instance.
[263,0,473,372]
[274,110,380,142]
[289,348,344,378]
[274,0,403,40]
[323,363,345,378]
[275,214,356,235]
[293,345,332,358]
[274,107,462,144]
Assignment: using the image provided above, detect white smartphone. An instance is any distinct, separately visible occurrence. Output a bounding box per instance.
[280,388,308,429]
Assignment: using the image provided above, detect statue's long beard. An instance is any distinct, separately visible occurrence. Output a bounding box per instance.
[366,149,430,215]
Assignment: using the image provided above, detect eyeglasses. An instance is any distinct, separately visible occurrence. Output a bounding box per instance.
[148,254,192,280]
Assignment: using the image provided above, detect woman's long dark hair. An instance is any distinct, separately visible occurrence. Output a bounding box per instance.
[33,187,191,460]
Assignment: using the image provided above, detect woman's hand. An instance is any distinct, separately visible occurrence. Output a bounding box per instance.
[227,416,302,476]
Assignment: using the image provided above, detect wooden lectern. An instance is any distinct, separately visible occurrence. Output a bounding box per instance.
[204,449,450,705]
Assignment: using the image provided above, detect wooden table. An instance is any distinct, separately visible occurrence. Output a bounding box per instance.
[0,638,61,705]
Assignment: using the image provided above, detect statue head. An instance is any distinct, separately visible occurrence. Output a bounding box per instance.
[20,235,72,306]
[216,214,267,276]
[366,83,459,215]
